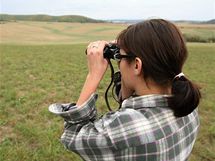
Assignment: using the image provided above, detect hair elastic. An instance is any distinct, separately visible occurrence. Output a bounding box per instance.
[174,72,185,80]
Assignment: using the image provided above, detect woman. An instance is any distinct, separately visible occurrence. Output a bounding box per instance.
[49,19,201,161]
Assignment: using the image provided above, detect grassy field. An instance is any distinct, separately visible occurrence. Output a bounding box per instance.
[0,21,215,161]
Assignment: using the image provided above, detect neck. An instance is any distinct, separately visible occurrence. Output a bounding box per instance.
[134,78,171,96]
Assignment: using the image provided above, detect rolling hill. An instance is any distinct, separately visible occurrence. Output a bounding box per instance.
[0,14,104,23]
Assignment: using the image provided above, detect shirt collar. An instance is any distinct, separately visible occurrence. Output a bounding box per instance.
[121,94,171,110]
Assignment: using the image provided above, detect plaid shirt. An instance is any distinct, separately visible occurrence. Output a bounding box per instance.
[49,93,199,161]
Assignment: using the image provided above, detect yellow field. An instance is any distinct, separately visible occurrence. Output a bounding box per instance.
[1,21,214,44]
[0,21,127,44]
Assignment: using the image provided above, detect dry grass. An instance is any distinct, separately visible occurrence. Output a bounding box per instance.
[0,21,126,44]
[1,21,214,44]
[176,23,215,29]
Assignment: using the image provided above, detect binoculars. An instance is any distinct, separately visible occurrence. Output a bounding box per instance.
[103,43,120,60]
[85,43,120,60]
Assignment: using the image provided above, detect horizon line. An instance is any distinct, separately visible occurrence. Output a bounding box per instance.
[0,13,214,22]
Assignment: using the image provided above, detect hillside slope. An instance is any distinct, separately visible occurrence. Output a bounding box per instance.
[0,14,104,23]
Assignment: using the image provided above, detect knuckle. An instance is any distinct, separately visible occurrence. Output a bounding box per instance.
[88,50,94,56]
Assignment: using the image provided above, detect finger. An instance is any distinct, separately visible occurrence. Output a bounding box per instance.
[97,40,108,50]
[96,41,104,50]
[87,42,97,55]
[86,41,108,56]
[87,41,98,49]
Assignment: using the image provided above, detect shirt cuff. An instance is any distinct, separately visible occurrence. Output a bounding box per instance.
[48,93,98,124]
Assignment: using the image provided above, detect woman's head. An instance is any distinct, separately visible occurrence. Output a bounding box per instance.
[116,19,201,117]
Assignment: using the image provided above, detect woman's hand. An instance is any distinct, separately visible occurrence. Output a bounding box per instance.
[76,40,108,106]
[86,41,109,81]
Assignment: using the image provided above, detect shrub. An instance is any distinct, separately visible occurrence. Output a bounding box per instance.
[183,34,215,43]
[183,34,207,43]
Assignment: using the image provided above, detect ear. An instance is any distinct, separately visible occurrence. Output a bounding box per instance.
[133,57,142,75]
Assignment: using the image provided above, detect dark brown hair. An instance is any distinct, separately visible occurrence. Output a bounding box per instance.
[117,19,201,117]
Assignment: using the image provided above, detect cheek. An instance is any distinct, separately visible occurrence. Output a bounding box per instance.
[121,70,132,88]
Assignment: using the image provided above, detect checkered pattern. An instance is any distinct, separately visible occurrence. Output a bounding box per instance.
[50,93,199,161]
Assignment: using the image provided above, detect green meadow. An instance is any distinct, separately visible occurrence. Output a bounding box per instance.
[0,21,215,161]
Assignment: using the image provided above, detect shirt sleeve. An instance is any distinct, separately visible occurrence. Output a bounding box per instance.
[49,93,117,159]
[48,93,98,124]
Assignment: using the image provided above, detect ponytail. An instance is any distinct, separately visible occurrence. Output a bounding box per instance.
[169,74,201,117]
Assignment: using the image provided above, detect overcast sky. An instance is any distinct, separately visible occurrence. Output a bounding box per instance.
[1,0,214,20]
